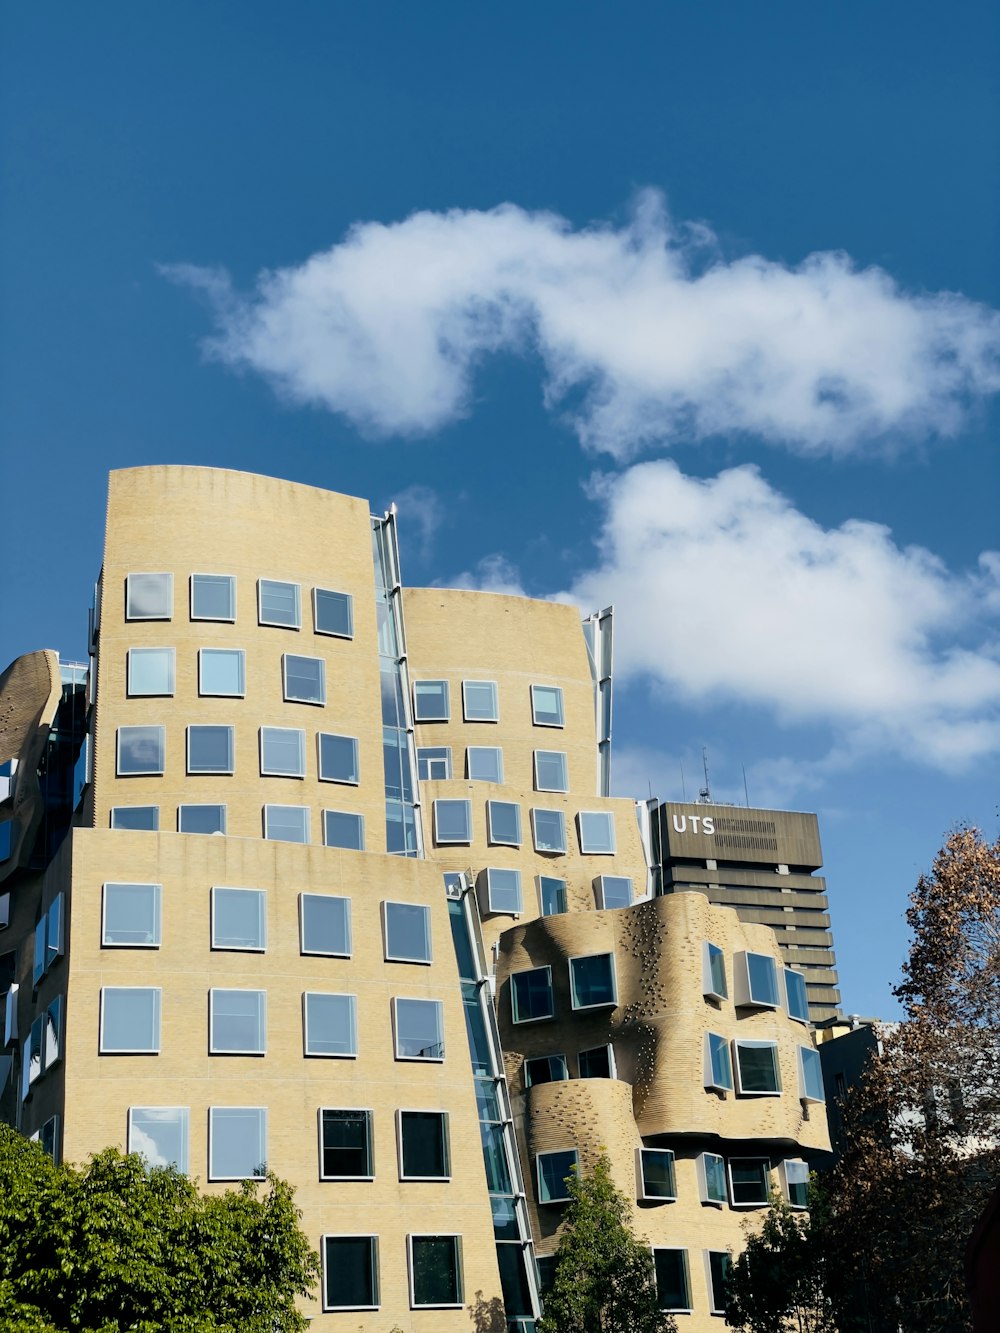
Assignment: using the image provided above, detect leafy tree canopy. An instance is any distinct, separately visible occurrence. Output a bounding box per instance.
[725,1188,835,1333]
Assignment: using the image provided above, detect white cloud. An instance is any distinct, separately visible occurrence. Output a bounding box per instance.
[390,484,444,560]
[164,193,1000,458]
[441,553,528,597]
[611,743,847,811]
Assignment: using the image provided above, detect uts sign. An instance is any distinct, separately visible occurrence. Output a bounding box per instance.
[671,813,715,836]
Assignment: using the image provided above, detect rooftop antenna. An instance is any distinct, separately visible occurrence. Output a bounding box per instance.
[679,761,688,803]
[699,746,712,803]
[742,764,751,807]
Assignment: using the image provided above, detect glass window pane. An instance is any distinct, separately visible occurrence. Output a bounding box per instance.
[532,809,566,853]
[44,996,62,1068]
[701,1152,729,1204]
[411,1236,462,1307]
[305,993,357,1057]
[524,1055,567,1087]
[467,747,503,783]
[729,1158,770,1205]
[434,799,471,844]
[283,654,325,704]
[785,968,810,1022]
[191,574,235,621]
[103,883,161,947]
[704,942,728,1000]
[537,1150,578,1203]
[314,588,354,638]
[187,725,234,774]
[323,810,365,851]
[413,680,449,721]
[463,680,498,722]
[539,876,567,916]
[260,727,305,777]
[486,868,522,914]
[264,805,309,843]
[487,800,521,846]
[209,1107,266,1180]
[110,806,159,831]
[210,989,266,1053]
[199,649,245,697]
[259,579,300,628]
[534,750,568,791]
[596,875,632,909]
[127,648,174,696]
[178,804,227,835]
[578,811,616,854]
[531,685,564,727]
[742,952,780,1007]
[126,573,172,620]
[736,1042,781,1094]
[384,902,432,963]
[129,1107,189,1172]
[800,1046,825,1102]
[318,733,359,784]
[394,998,444,1059]
[640,1148,677,1199]
[708,1251,732,1314]
[654,1250,690,1311]
[320,1110,372,1179]
[569,954,616,1009]
[511,967,553,1023]
[323,1235,378,1310]
[212,888,266,951]
[101,987,160,1052]
[578,1045,613,1079]
[117,726,165,776]
[400,1111,449,1179]
[706,1032,734,1090]
[417,747,451,780]
[301,894,351,956]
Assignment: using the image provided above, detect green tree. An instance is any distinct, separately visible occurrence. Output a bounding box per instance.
[536,1153,676,1333]
[0,1125,319,1332]
[725,1189,836,1333]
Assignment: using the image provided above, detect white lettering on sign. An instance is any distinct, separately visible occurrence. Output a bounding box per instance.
[672,814,715,836]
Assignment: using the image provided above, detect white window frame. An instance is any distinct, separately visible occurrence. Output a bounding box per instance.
[577,810,616,855]
[397,1108,452,1182]
[578,1043,617,1080]
[407,1234,464,1309]
[125,572,173,621]
[653,1248,692,1314]
[208,1106,267,1181]
[126,647,175,697]
[110,806,159,831]
[704,1031,734,1092]
[594,874,633,910]
[128,1107,190,1173]
[535,1149,579,1205]
[533,749,568,792]
[727,1156,772,1208]
[318,1109,374,1182]
[102,882,162,948]
[209,988,267,1055]
[116,725,166,777]
[484,867,522,915]
[433,799,472,845]
[486,799,522,847]
[531,808,567,854]
[510,965,555,1024]
[466,745,504,783]
[799,1045,826,1103]
[413,680,450,722]
[186,724,235,776]
[705,1249,733,1316]
[568,952,618,1012]
[462,679,499,723]
[210,887,267,952]
[392,997,445,1062]
[703,941,728,1001]
[259,727,306,778]
[530,683,565,728]
[322,1233,379,1311]
[177,804,227,835]
[784,967,811,1023]
[258,578,301,629]
[263,804,310,843]
[190,573,236,622]
[313,587,354,639]
[733,1040,782,1096]
[696,1151,729,1206]
[537,874,568,916]
[416,746,451,781]
[382,901,433,964]
[779,1157,810,1209]
[99,987,162,1054]
[300,893,352,958]
[323,809,365,851]
[734,950,780,1009]
[317,733,360,785]
[197,648,246,698]
[636,1147,677,1202]
[282,653,326,705]
[523,1053,568,1087]
[303,992,358,1059]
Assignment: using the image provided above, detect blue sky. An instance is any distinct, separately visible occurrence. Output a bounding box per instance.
[2,2,998,1018]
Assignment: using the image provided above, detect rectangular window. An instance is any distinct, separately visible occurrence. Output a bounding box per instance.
[485,868,522,915]
[637,1148,677,1201]
[260,727,306,778]
[178,804,227,835]
[313,587,354,638]
[33,923,46,986]
[383,901,432,963]
[46,896,64,969]
[283,654,325,704]
[780,1158,810,1209]
[569,953,617,1010]
[654,1250,691,1313]
[799,1046,825,1103]
[258,579,300,628]
[785,968,810,1023]
[706,1250,733,1316]
[578,1044,615,1079]
[399,1110,450,1180]
[103,882,161,947]
[729,1157,771,1207]
[211,887,266,951]
[394,998,444,1060]
[100,987,161,1053]
[318,733,359,784]
[128,1107,189,1172]
[323,1235,379,1311]
[705,1032,734,1092]
[127,647,175,697]
[577,810,616,854]
[117,725,165,776]
[409,1234,463,1308]
[524,1054,568,1087]
[531,808,566,854]
[487,800,521,846]
[595,875,632,909]
[531,684,565,727]
[703,942,728,1001]
[209,989,266,1054]
[191,574,236,622]
[319,1109,372,1179]
[44,996,62,1069]
[263,804,309,843]
[463,680,498,722]
[301,894,351,956]
[323,810,365,851]
[413,680,449,722]
[187,725,234,775]
[536,1149,578,1204]
[126,572,172,621]
[735,951,780,1008]
[110,806,159,831]
[209,1107,267,1180]
[23,1015,44,1096]
[734,1040,782,1095]
[538,875,568,916]
[417,746,451,780]
[697,1151,729,1205]
[198,648,245,697]
[467,746,503,783]
[433,799,471,845]
[304,992,357,1057]
[534,749,568,792]
[511,966,554,1023]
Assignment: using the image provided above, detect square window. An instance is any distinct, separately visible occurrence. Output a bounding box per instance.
[394,997,444,1061]
[178,804,227,835]
[103,882,161,947]
[211,887,266,951]
[531,685,564,727]
[578,1044,615,1079]
[785,968,810,1023]
[538,875,568,916]
[323,810,365,851]
[799,1046,825,1103]
[384,902,432,963]
[100,987,161,1053]
[728,1157,771,1207]
[524,1054,568,1088]
[320,1110,373,1180]
[531,808,566,854]
[283,654,325,705]
[300,894,351,957]
[467,746,503,783]
[117,726,165,776]
[111,806,159,831]
[126,573,172,621]
[485,868,522,915]
[304,992,357,1057]
[487,800,521,846]
[187,725,234,775]
[704,1032,734,1092]
[209,989,266,1054]
[260,727,306,777]
[577,810,616,855]
[703,942,728,1001]
[127,648,175,697]
[654,1249,691,1312]
[734,1041,782,1096]
[318,733,359,784]
[637,1148,677,1201]
[706,1250,733,1315]
[323,1235,379,1311]
[781,1158,810,1209]
[511,966,554,1023]
[128,1107,189,1172]
[409,1235,463,1308]
[569,953,617,1010]
[198,648,245,697]
[399,1110,450,1180]
[463,680,498,722]
[417,747,451,780]
[413,680,449,722]
[191,574,235,622]
[534,750,568,792]
[735,951,780,1008]
[433,799,471,845]
[595,875,632,909]
[209,1107,267,1180]
[313,588,354,638]
[536,1150,578,1204]
[263,804,309,843]
[697,1151,729,1206]
[258,579,300,628]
